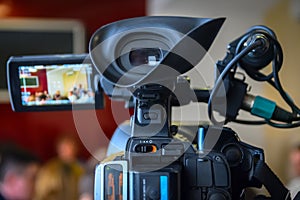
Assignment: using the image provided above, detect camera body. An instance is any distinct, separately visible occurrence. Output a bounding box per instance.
[95,81,264,200]
[96,127,264,200]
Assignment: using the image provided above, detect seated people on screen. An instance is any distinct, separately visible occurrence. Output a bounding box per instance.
[23,83,95,105]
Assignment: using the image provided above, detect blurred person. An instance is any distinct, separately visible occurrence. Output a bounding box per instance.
[53,90,61,100]
[87,89,95,103]
[68,90,77,103]
[73,86,78,96]
[43,90,51,100]
[0,144,40,200]
[287,144,300,198]
[76,90,89,103]
[77,83,85,98]
[27,94,35,102]
[38,93,48,105]
[34,135,85,200]
[34,92,41,100]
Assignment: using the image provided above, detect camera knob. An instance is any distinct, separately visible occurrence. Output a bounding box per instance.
[222,144,243,167]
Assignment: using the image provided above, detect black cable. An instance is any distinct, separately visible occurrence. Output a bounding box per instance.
[233,119,267,125]
[271,39,300,114]
[234,29,300,127]
[267,120,300,129]
[210,27,300,128]
[208,40,263,125]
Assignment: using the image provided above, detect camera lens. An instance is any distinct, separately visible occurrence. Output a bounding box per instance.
[129,48,163,67]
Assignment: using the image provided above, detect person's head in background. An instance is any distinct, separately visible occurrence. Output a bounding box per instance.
[0,144,40,200]
[289,144,300,177]
[55,135,79,164]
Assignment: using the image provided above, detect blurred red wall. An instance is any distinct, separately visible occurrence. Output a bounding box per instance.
[0,0,145,161]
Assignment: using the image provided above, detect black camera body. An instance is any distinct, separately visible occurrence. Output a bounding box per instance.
[95,81,264,200]
[125,127,264,200]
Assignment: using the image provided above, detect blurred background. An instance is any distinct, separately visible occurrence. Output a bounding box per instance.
[0,0,299,190]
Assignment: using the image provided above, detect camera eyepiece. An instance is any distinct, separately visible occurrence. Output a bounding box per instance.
[89,16,225,88]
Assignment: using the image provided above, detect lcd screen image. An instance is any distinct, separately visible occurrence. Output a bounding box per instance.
[19,63,94,106]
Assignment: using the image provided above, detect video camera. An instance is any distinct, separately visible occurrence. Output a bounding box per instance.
[7,16,300,199]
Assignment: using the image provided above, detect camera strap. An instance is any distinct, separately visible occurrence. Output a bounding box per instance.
[253,159,291,200]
